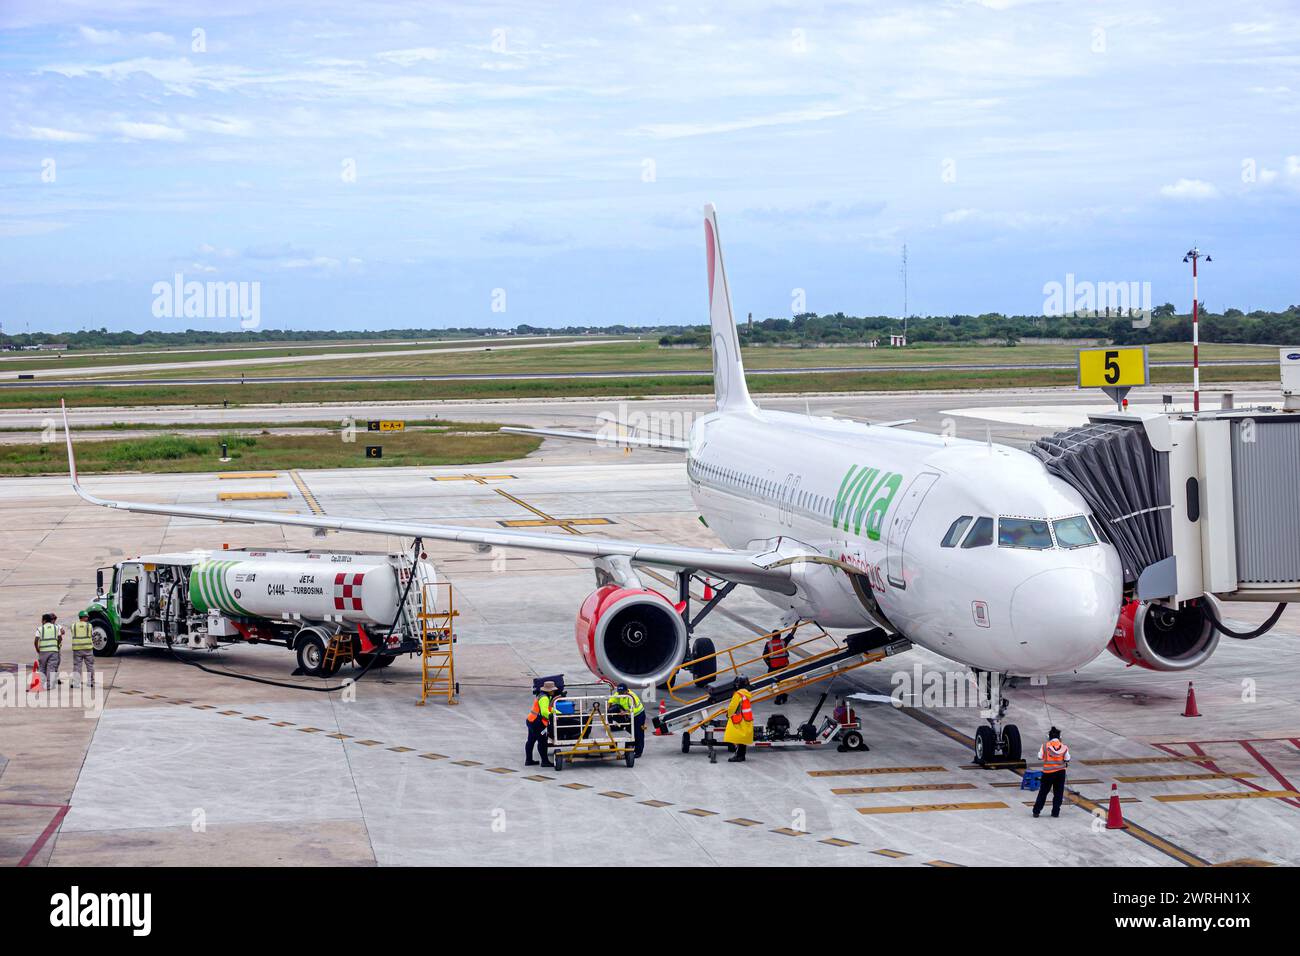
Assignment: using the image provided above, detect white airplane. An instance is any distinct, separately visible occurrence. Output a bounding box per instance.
[62,204,1129,762]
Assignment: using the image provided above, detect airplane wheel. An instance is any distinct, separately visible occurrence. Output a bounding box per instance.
[974,726,997,765]
[1001,724,1022,762]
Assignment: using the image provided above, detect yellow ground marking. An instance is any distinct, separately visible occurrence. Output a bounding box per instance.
[418,752,447,760]
[1084,755,1209,766]
[523,775,554,782]
[386,746,412,753]
[639,799,673,808]
[771,827,809,837]
[500,517,615,528]
[600,791,633,799]
[820,838,858,847]
[1214,859,1276,867]
[858,801,1009,815]
[270,721,295,727]
[958,761,1027,771]
[325,733,352,740]
[808,765,946,778]
[486,767,515,774]
[289,470,324,514]
[681,808,718,817]
[218,472,280,479]
[925,860,965,868]
[1023,798,1140,807]
[242,715,268,722]
[833,782,978,795]
[1116,772,1256,783]
[432,474,517,483]
[143,694,168,700]
[1154,790,1300,803]
[297,727,323,733]
[218,491,289,501]
[871,849,911,858]
[493,488,608,536]
[191,704,216,710]
[561,782,592,790]
[217,709,242,715]
[450,759,482,766]
[726,818,763,827]
[354,739,384,747]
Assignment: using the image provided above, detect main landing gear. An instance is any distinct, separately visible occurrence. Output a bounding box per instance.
[972,674,1022,765]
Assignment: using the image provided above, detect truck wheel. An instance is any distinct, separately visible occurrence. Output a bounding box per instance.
[295,630,329,677]
[90,619,118,657]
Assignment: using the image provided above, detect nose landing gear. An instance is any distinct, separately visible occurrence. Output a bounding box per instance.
[973,682,1023,765]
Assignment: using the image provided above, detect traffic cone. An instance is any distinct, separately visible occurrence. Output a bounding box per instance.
[28,661,42,693]
[1182,681,1201,717]
[702,581,714,601]
[1105,783,1127,830]
[654,698,667,735]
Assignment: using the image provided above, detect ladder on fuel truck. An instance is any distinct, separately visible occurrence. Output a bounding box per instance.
[409,564,458,706]
[652,623,911,736]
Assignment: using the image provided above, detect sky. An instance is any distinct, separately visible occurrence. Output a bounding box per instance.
[1,0,1298,334]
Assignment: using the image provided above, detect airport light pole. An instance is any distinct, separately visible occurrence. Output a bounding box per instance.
[1183,246,1211,413]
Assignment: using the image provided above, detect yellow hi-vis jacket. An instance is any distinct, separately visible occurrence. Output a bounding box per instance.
[36,622,60,653]
[724,689,754,746]
[72,620,93,652]
[607,690,644,716]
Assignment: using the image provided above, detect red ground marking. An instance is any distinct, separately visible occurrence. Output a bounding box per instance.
[0,800,72,867]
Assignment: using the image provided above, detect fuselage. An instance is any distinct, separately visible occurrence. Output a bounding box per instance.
[685,407,1123,676]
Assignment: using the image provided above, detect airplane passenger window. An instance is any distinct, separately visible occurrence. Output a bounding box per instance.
[961,516,994,548]
[1053,515,1097,548]
[998,517,1053,550]
[941,516,973,548]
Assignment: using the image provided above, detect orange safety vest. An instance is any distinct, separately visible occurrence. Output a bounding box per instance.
[730,690,753,725]
[767,635,789,669]
[1041,739,1068,773]
[527,694,552,726]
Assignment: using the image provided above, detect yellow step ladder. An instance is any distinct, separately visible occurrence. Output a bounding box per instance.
[417,581,459,705]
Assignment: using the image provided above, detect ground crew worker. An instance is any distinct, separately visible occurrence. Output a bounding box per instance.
[525,680,558,767]
[608,683,646,758]
[33,612,64,692]
[763,632,790,704]
[1032,726,1070,818]
[724,676,755,762]
[70,610,95,689]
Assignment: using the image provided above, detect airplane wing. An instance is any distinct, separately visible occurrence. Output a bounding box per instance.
[500,426,688,451]
[60,403,793,592]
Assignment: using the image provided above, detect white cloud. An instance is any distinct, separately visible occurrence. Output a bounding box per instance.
[77,25,122,45]
[113,121,185,141]
[377,47,444,67]
[1159,178,1220,200]
[16,124,93,142]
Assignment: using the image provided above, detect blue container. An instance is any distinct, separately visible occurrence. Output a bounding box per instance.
[1020,770,1043,791]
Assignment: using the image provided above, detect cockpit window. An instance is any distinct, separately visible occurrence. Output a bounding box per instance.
[941,516,973,548]
[961,516,994,549]
[998,517,1053,550]
[1053,515,1098,549]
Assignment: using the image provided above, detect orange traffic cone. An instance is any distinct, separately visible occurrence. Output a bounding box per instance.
[28,661,42,693]
[1105,783,1127,830]
[1182,681,1201,717]
[654,698,667,735]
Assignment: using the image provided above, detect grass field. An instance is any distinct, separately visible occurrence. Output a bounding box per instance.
[0,361,1270,410]
[1,425,540,476]
[58,339,1277,383]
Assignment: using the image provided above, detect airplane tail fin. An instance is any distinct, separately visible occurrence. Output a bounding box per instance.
[703,204,754,413]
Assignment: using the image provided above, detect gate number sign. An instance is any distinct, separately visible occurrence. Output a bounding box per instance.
[1077,346,1149,389]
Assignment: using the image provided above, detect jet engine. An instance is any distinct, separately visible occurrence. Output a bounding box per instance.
[575,585,689,686]
[1106,597,1221,671]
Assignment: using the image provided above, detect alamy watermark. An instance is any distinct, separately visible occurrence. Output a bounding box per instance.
[1042,273,1152,328]
[152,273,261,328]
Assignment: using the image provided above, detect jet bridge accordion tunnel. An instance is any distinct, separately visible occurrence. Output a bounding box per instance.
[1032,408,1298,667]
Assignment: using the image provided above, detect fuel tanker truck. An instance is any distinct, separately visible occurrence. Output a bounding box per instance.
[80,548,438,677]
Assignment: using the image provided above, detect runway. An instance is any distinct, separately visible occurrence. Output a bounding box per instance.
[3,418,1298,867]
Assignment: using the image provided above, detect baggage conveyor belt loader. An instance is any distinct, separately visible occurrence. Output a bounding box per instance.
[652,624,911,755]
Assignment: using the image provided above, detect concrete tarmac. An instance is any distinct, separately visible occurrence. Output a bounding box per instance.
[2,395,1297,867]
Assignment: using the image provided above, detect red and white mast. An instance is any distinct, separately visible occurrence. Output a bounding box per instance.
[1183,246,1211,413]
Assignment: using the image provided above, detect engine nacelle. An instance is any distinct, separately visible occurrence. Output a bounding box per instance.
[575,585,689,686]
[1107,597,1220,671]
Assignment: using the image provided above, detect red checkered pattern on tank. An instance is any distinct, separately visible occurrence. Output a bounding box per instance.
[334,572,365,611]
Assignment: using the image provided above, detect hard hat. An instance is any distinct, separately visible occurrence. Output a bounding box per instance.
[78,610,89,619]
[1048,726,1062,740]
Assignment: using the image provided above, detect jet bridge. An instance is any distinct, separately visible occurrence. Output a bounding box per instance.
[1028,350,1299,671]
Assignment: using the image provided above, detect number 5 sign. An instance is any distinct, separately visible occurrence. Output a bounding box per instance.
[1077,345,1148,406]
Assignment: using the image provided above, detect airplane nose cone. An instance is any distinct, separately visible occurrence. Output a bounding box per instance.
[1010,568,1119,672]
